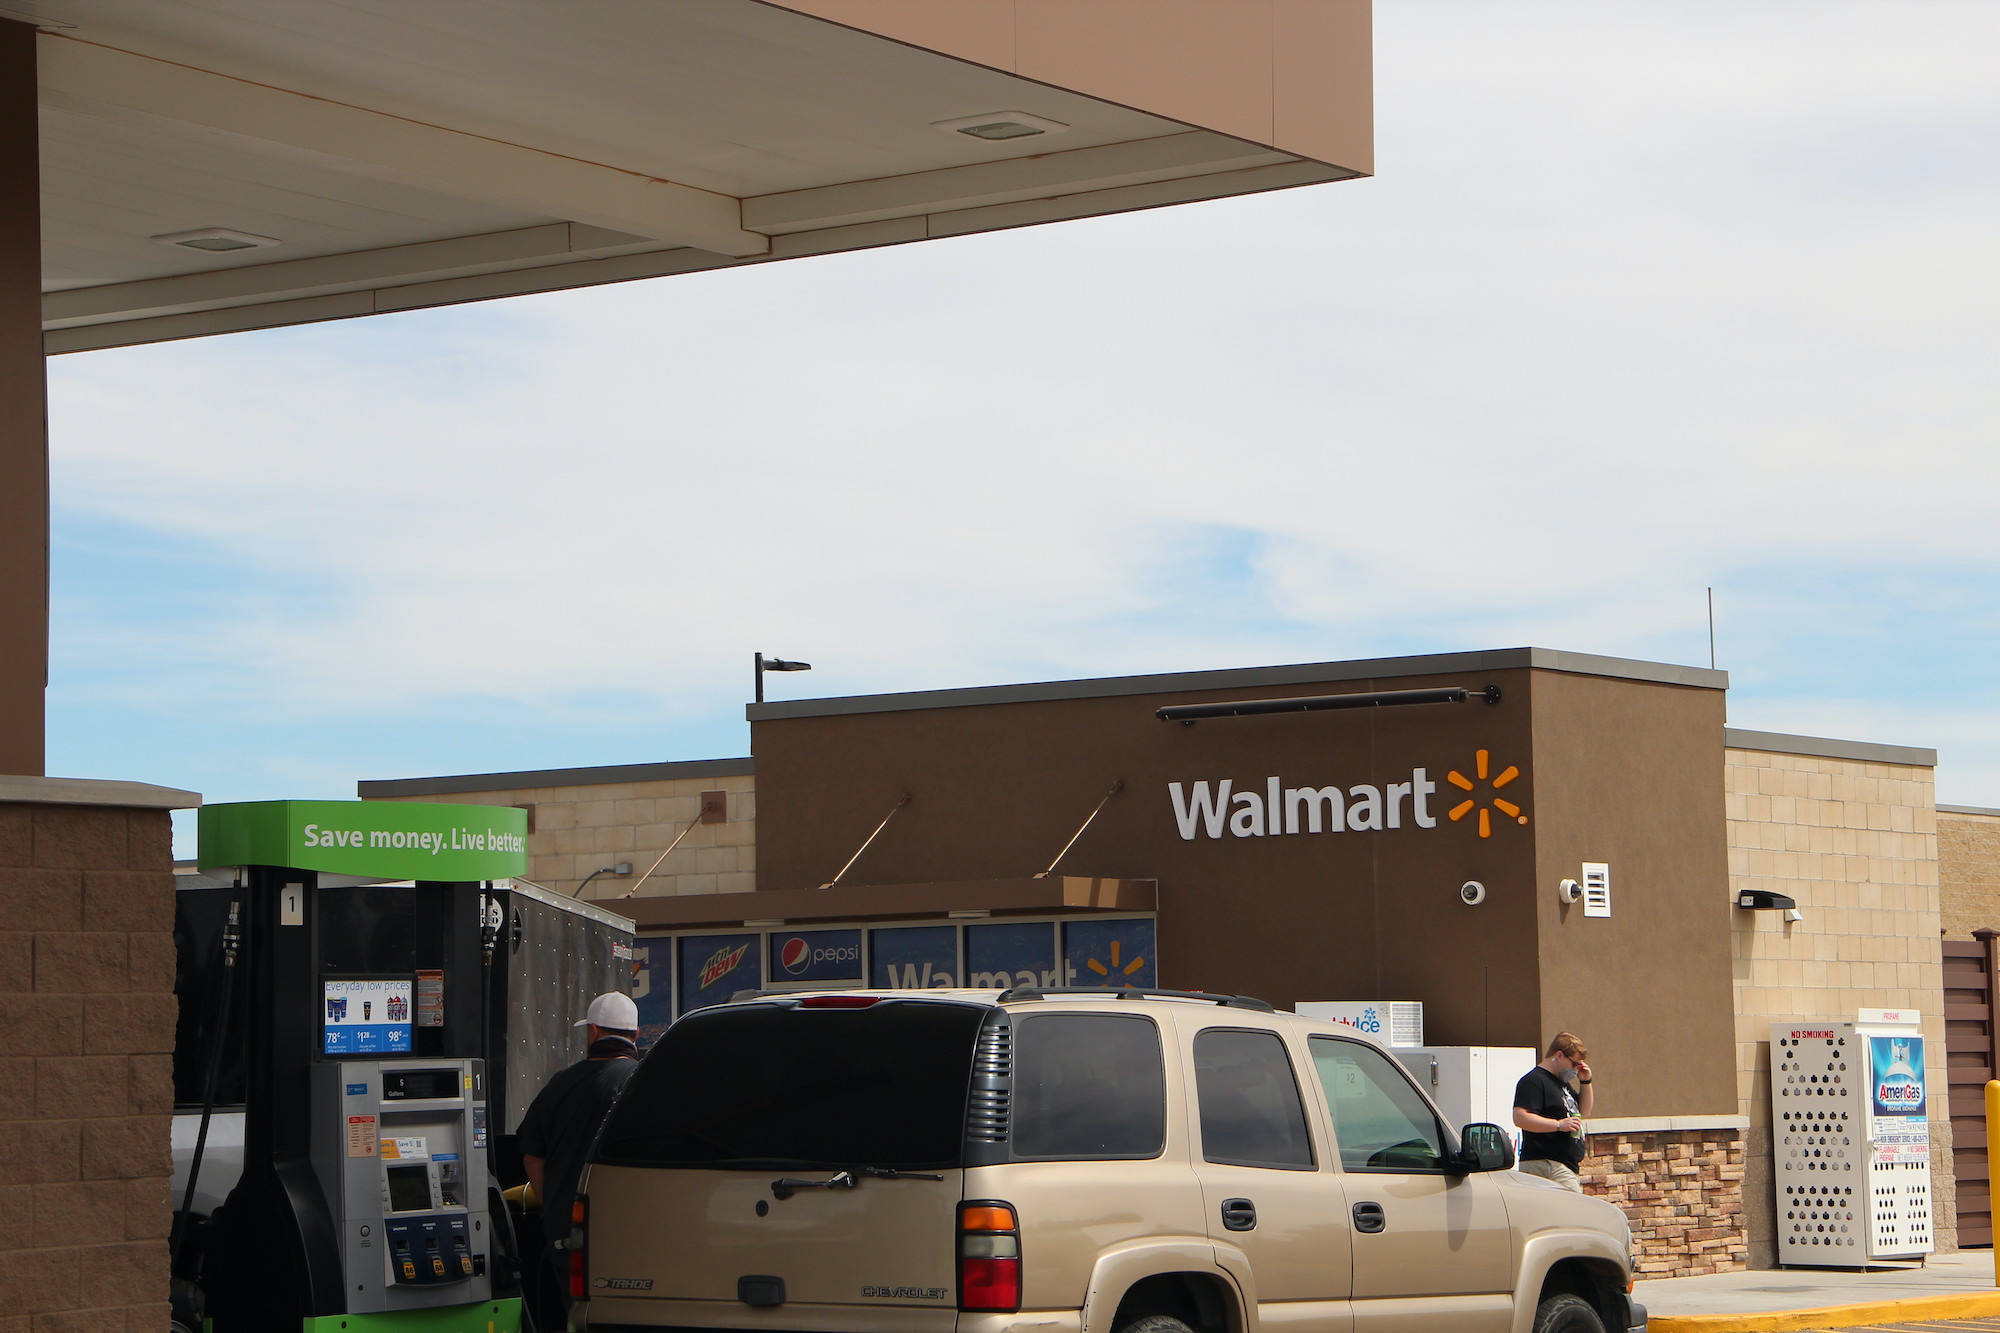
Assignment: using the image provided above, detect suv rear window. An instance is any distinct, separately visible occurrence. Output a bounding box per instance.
[1011,1013,1165,1159]
[594,998,986,1170]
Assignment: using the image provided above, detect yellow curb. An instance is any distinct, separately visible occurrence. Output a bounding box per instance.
[1652,1292,2000,1333]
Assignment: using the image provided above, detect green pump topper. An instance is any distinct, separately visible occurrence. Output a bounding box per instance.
[199,799,529,881]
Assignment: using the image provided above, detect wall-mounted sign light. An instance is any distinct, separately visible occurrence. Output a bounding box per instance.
[1736,889,1797,911]
[1157,684,1501,725]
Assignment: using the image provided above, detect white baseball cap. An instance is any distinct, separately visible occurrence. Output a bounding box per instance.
[574,991,639,1030]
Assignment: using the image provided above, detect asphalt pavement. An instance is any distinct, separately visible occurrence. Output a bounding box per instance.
[1642,1251,2000,1333]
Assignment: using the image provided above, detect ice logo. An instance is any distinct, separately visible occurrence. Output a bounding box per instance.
[780,937,812,976]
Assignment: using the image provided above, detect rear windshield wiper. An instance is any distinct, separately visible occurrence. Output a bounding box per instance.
[853,1165,945,1182]
[770,1166,945,1200]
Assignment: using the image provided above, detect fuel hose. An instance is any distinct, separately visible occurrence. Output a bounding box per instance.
[170,898,240,1282]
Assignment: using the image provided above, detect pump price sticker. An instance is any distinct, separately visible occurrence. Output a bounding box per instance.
[324,979,413,1055]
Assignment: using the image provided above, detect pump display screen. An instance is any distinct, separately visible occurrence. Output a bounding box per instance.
[385,1163,432,1214]
[324,979,413,1056]
[383,1069,460,1101]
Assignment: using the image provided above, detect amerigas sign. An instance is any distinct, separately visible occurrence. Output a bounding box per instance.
[1170,750,1528,841]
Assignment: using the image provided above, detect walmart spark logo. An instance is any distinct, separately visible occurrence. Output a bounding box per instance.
[1083,938,1147,985]
[1446,750,1526,838]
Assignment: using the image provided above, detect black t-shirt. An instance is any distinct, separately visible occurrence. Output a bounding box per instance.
[1513,1065,1584,1167]
[517,1041,639,1241]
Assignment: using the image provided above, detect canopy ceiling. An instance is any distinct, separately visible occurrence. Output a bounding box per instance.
[29,0,1371,353]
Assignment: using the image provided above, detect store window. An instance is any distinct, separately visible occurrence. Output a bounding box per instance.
[1063,918,1156,988]
[967,921,1056,988]
[869,924,957,988]
[1309,1036,1448,1172]
[1193,1028,1315,1170]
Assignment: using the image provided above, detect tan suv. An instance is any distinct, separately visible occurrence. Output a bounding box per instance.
[573,987,1642,1333]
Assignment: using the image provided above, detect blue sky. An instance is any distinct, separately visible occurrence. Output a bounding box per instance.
[40,4,2000,854]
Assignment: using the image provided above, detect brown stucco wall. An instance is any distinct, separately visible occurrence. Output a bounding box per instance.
[754,665,1542,1044]
[1528,672,1737,1121]
[0,801,178,1328]
[752,663,1738,1117]
[1940,808,2000,940]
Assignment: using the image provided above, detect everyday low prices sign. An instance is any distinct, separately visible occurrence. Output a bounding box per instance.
[198,799,530,880]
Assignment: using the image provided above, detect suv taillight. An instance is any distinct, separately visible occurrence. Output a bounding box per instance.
[958,1201,1020,1312]
[569,1194,588,1300]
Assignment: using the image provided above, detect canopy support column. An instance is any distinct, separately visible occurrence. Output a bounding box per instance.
[0,18,47,777]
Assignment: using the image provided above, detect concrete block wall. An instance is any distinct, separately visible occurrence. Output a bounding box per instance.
[0,799,179,1331]
[1724,744,1949,1265]
[1939,807,2000,940]
[383,772,756,900]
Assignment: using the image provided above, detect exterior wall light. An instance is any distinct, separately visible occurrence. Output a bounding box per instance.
[932,111,1070,140]
[1736,889,1797,911]
[754,651,812,703]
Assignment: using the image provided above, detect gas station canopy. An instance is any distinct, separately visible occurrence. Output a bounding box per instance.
[33,0,1372,354]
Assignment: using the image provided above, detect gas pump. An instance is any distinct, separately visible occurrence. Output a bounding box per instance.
[192,800,533,1332]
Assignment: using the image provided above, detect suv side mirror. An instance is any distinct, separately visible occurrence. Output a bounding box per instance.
[1454,1122,1516,1173]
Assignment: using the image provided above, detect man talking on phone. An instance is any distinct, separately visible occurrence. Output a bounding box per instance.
[1512,1031,1594,1192]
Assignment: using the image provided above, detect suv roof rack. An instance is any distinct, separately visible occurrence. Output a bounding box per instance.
[996,985,1274,1012]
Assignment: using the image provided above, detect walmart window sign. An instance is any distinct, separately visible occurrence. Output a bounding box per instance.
[198,799,530,880]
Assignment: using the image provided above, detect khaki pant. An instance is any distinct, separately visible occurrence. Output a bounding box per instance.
[1518,1158,1582,1192]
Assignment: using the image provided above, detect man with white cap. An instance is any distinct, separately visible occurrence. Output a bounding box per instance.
[517,991,641,1255]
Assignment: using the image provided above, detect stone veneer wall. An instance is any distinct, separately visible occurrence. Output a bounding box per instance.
[382,770,756,900]
[0,798,181,1330]
[1724,742,1950,1266]
[1582,1126,1747,1276]
[1940,808,2000,941]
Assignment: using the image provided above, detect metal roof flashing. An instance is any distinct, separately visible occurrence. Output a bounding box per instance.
[745,648,1728,722]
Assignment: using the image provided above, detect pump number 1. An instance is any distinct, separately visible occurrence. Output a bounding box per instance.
[281,883,304,926]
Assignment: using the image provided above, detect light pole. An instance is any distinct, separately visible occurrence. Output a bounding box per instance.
[755,652,812,704]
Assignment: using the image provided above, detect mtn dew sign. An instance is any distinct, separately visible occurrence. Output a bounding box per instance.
[198,799,529,880]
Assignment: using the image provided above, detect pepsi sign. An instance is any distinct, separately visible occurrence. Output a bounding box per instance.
[769,929,864,983]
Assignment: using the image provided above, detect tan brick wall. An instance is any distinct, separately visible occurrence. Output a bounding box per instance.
[381,772,756,900]
[1583,1128,1746,1276]
[1940,809,2000,941]
[0,801,177,1330]
[1724,747,1950,1264]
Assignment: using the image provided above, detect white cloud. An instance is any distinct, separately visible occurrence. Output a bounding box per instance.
[44,1,2000,802]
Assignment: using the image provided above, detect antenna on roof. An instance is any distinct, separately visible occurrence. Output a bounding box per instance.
[1707,587,1717,670]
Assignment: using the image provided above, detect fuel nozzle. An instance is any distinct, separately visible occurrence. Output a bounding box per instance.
[221,899,242,968]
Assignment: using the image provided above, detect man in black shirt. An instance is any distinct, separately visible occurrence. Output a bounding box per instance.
[519,991,641,1245]
[1512,1031,1594,1192]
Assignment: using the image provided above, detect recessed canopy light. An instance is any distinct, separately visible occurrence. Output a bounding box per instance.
[152,227,280,253]
[932,111,1070,141]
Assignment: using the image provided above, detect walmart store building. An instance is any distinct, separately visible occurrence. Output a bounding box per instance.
[362,647,2000,1276]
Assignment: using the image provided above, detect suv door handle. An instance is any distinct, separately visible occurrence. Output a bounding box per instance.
[1220,1198,1257,1232]
[1352,1201,1386,1234]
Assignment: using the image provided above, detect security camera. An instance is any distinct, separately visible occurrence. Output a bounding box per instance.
[1460,880,1487,906]
[1558,879,1582,905]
